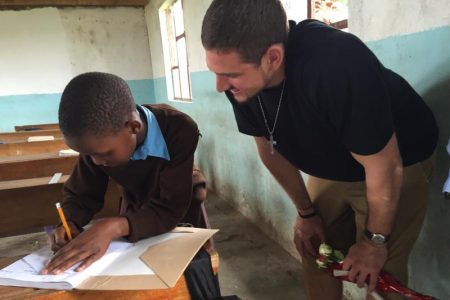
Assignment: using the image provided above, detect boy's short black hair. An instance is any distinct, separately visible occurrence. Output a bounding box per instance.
[201,0,288,65]
[59,72,135,137]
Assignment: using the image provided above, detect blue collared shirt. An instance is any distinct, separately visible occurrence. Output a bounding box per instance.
[131,105,170,161]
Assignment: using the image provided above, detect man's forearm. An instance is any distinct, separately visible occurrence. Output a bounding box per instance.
[365,166,402,235]
[352,134,404,236]
[254,137,312,212]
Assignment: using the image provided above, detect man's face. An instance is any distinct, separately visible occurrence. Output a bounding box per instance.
[64,127,137,168]
[205,49,271,103]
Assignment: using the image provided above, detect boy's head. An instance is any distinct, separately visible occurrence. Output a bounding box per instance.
[202,0,288,102]
[59,72,143,167]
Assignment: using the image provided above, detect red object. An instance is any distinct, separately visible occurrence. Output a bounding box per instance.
[323,260,437,300]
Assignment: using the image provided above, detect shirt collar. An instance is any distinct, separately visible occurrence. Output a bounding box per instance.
[131,105,170,161]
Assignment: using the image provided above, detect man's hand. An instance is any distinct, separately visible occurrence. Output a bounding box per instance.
[293,215,326,257]
[42,217,129,275]
[342,238,388,292]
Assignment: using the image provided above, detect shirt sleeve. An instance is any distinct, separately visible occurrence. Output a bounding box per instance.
[61,155,109,228]
[123,115,200,242]
[303,38,394,155]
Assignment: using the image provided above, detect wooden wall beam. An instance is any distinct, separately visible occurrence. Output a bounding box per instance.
[0,0,148,7]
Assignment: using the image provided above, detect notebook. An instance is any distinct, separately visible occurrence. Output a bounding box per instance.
[0,227,217,290]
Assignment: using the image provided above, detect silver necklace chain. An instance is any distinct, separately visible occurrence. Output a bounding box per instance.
[257,80,285,155]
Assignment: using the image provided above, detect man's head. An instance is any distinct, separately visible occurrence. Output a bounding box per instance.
[202,0,288,102]
[59,72,143,167]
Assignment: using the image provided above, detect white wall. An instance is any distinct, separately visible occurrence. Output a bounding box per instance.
[349,0,450,41]
[0,7,152,96]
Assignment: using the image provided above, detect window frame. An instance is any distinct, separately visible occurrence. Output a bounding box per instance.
[159,0,192,102]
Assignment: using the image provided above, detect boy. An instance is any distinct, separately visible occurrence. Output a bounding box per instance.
[43,72,201,275]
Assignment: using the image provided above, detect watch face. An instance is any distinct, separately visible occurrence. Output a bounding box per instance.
[371,234,386,245]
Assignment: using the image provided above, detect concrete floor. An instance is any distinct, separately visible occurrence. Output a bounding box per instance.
[0,192,309,299]
[205,192,307,300]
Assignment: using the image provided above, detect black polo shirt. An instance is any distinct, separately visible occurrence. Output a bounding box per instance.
[227,20,438,182]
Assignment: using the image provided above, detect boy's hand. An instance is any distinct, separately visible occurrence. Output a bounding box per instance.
[49,222,80,252]
[42,217,129,275]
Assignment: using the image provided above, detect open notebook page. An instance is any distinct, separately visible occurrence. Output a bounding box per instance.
[0,231,186,290]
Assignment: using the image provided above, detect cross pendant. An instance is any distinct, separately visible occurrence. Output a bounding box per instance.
[268,134,277,155]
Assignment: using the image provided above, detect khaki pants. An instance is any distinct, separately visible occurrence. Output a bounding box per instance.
[301,157,434,300]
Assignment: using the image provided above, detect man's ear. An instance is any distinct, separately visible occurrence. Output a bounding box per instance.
[265,44,284,70]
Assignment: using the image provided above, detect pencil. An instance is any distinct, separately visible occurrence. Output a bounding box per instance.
[56,202,72,241]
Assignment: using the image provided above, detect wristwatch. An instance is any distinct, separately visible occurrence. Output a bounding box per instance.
[364,229,389,246]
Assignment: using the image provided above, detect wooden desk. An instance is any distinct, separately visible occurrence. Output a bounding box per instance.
[0,234,219,300]
[0,139,67,156]
[0,130,62,143]
[15,123,60,132]
[0,154,77,181]
[0,176,120,236]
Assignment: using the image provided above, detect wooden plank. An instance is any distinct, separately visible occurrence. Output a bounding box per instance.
[0,155,77,181]
[0,0,148,7]
[0,177,121,236]
[0,175,70,190]
[0,130,62,143]
[0,152,68,164]
[0,181,68,234]
[14,124,59,132]
[0,139,68,156]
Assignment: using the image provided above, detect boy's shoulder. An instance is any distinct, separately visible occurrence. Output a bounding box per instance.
[143,104,194,123]
[142,103,198,137]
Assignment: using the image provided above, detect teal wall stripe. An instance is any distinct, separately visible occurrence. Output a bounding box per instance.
[0,79,156,132]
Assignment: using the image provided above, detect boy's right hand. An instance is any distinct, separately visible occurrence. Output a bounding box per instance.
[50,222,80,252]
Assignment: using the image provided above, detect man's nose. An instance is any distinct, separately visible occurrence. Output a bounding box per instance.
[216,75,230,92]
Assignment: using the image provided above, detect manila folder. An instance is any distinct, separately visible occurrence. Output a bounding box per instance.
[76,227,218,290]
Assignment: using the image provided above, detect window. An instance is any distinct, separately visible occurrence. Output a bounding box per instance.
[281,0,308,22]
[308,0,348,30]
[159,0,192,101]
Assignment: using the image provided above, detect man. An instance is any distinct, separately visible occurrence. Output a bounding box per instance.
[201,0,438,299]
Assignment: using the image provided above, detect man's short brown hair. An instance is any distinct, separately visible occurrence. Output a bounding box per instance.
[201,0,288,65]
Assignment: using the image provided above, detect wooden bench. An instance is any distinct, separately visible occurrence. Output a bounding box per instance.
[0,176,121,237]
[0,150,119,237]
[0,130,62,144]
[0,139,68,156]
[15,123,60,132]
[0,153,78,181]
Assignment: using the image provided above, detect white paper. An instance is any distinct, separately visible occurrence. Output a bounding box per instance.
[27,136,55,142]
[0,232,186,290]
[58,149,79,157]
[443,170,450,193]
[444,139,450,193]
[447,139,450,155]
[48,172,62,184]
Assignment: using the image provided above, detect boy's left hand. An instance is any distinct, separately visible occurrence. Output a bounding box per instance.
[42,217,129,275]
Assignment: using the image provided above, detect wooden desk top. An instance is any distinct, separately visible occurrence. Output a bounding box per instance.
[0,176,69,191]
[0,234,218,300]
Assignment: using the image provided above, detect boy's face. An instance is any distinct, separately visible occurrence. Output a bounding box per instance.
[64,126,137,168]
[205,49,272,103]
